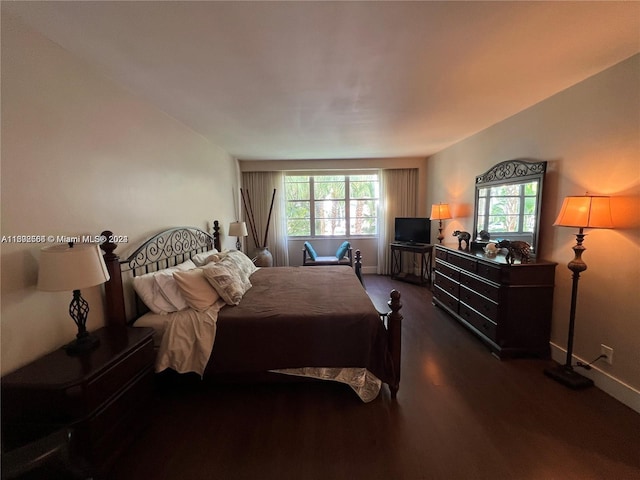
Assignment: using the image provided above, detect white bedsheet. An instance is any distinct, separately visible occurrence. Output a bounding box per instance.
[136,300,225,376]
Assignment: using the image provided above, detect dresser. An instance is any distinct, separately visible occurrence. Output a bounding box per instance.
[432,245,556,358]
[1,326,155,477]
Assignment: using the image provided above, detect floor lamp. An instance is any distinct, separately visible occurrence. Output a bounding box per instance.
[430,203,452,244]
[544,195,613,389]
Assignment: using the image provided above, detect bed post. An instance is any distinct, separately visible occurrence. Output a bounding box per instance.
[100,230,126,326]
[213,220,221,251]
[387,289,402,398]
[354,249,363,286]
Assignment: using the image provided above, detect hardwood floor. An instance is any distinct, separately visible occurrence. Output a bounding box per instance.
[109,275,640,480]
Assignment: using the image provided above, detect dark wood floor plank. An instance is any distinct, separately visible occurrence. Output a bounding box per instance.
[108,275,640,480]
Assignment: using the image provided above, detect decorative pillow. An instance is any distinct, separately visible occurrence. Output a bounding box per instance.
[132,260,195,314]
[173,268,221,311]
[202,262,251,305]
[304,241,318,261]
[224,250,258,281]
[336,241,351,260]
[191,249,219,267]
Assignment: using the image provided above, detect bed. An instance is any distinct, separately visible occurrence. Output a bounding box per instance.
[100,223,402,401]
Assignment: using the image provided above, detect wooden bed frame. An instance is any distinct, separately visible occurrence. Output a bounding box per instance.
[99,222,403,397]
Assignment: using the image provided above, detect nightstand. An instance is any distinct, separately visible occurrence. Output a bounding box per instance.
[1,326,155,478]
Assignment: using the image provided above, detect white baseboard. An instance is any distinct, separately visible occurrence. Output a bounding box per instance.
[549,342,640,414]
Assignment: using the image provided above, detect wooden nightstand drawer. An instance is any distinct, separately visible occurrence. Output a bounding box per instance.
[1,326,155,475]
[84,337,154,415]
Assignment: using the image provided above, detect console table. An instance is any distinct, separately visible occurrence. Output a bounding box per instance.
[432,245,556,358]
[389,243,433,286]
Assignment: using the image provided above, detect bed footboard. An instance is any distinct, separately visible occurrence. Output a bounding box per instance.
[387,290,402,398]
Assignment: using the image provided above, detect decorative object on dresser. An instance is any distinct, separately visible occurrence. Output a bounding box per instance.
[1,326,155,478]
[495,239,531,264]
[430,203,452,244]
[37,242,110,355]
[452,230,471,250]
[543,195,614,389]
[473,159,546,258]
[433,245,556,357]
[228,221,248,250]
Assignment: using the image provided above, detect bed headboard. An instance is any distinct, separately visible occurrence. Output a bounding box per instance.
[101,221,221,325]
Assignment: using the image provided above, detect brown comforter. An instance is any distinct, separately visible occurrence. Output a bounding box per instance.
[205,266,394,384]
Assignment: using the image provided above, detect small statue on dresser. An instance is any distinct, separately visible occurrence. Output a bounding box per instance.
[452,230,471,250]
[496,239,531,264]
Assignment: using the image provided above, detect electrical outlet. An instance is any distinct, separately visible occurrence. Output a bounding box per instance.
[601,344,613,365]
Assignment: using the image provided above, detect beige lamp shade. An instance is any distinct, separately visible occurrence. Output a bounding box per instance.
[38,243,110,292]
[554,196,613,229]
[229,221,248,237]
[430,203,452,220]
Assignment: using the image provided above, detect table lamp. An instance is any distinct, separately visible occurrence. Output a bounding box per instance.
[430,203,452,244]
[228,221,248,250]
[38,243,110,355]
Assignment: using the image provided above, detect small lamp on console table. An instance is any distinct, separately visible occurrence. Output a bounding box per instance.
[38,242,110,355]
[228,221,248,250]
[430,203,452,244]
[544,195,613,389]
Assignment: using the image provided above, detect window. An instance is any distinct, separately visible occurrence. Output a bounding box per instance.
[285,173,379,237]
[476,181,538,234]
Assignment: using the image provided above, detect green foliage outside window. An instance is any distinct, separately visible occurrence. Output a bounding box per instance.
[285,174,379,237]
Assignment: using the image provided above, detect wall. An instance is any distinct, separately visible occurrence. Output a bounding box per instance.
[0,15,239,375]
[426,54,640,407]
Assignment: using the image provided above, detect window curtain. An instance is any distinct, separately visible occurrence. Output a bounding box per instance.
[241,171,289,266]
[377,169,418,275]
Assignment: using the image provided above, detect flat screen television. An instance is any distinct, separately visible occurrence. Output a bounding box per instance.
[394,217,431,244]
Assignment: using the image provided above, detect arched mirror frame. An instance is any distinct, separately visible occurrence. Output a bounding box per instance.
[472,159,547,258]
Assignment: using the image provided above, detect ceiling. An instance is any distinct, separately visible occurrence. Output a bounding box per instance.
[3,1,639,161]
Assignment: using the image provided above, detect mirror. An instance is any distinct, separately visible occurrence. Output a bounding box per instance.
[472,159,546,257]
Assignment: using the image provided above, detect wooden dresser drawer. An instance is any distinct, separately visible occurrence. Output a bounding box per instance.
[476,261,502,283]
[448,253,477,273]
[435,260,460,282]
[460,285,499,321]
[459,304,497,342]
[435,247,448,261]
[433,285,459,313]
[434,271,459,298]
[459,272,500,302]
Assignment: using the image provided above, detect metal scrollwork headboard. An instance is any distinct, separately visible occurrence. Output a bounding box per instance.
[122,226,218,274]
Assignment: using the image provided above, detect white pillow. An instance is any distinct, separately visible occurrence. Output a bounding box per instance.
[191,249,219,267]
[132,260,195,314]
[173,268,221,311]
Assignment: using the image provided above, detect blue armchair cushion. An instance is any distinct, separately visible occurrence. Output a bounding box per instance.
[335,241,351,260]
[304,241,318,261]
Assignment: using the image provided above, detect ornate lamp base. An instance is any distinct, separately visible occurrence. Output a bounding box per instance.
[65,332,100,355]
[544,364,593,389]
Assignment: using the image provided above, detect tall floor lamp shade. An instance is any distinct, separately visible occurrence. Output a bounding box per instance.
[430,203,452,244]
[228,221,248,250]
[544,195,613,389]
[38,243,110,355]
